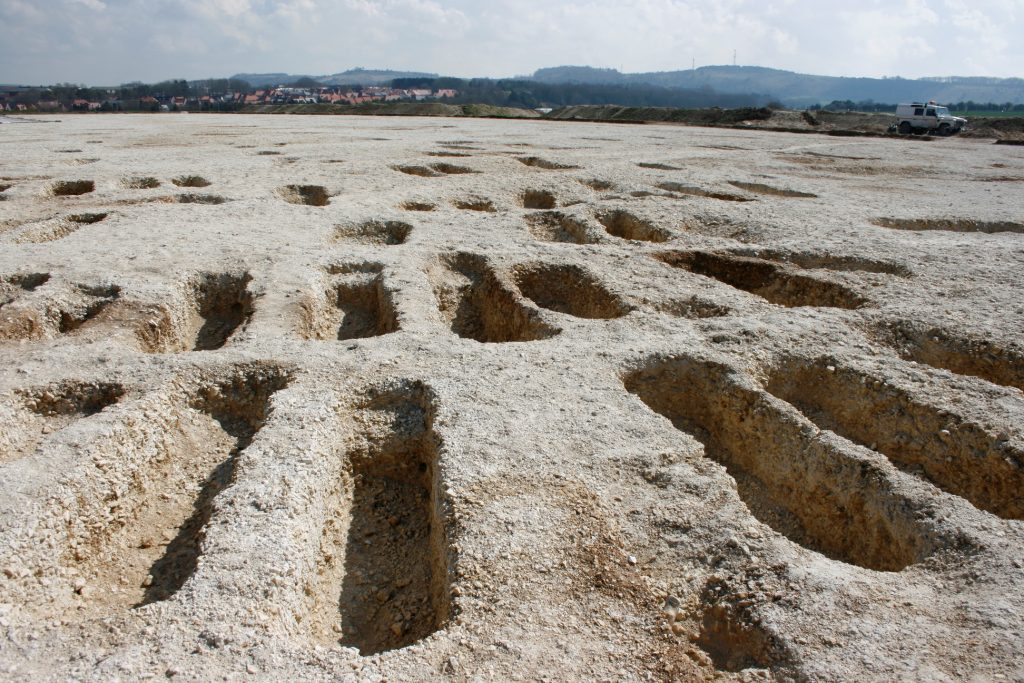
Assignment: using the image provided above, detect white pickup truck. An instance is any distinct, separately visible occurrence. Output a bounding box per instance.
[894,102,967,136]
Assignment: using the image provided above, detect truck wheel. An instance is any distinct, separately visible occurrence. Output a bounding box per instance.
[938,124,951,136]
[898,121,911,135]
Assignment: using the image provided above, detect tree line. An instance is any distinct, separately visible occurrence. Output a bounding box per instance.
[37,77,1024,113]
[391,77,768,109]
[6,79,250,108]
[6,76,768,111]
[812,99,1024,113]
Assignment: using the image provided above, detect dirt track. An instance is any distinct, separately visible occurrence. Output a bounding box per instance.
[1,114,1023,681]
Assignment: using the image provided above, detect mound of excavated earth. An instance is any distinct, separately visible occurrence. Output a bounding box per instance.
[0,114,1022,681]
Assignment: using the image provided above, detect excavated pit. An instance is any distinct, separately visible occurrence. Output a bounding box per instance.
[439,141,478,150]
[180,272,254,351]
[312,382,452,654]
[1,272,49,309]
[156,193,227,205]
[742,249,910,276]
[520,189,557,209]
[517,157,577,170]
[303,266,399,341]
[524,211,596,244]
[656,182,753,202]
[334,220,412,246]
[765,357,1024,519]
[429,253,558,343]
[697,577,780,673]
[624,356,931,571]
[512,263,630,319]
[0,282,119,341]
[430,163,477,175]
[394,165,442,178]
[728,181,817,198]
[68,212,108,225]
[0,381,125,465]
[580,178,615,191]
[877,321,1024,393]
[655,251,868,309]
[400,201,435,212]
[279,185,329,206]
[171,175,211,188]
[122,177,160,190]
[452,197,496,212]
[70,365,291,613]
[51,180,95,196]
[15,217,94,244]
[58,286,121,333]
[652,296,731,319]
[72,299,176,353]
[871,218,1024,234]
[597,210,671,242]
[638,162,682,170]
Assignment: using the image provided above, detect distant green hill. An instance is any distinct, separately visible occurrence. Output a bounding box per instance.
[319,68,437,85]
[232,68,437,87]
[531,65,1024,106]
[231,73,310,87]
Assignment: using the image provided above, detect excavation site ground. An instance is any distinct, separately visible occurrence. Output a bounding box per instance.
[0,114,1022,681]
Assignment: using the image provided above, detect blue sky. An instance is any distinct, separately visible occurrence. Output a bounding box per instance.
[1,0,1021,84]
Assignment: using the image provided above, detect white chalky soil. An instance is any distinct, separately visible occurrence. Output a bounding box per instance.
[0,113,1022,681]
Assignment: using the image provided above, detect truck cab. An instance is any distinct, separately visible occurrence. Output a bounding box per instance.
[895,102,966,136]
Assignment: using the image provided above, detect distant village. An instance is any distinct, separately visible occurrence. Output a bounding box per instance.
[0,84,459,112]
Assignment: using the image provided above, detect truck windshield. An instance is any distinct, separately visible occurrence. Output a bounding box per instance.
[935,107,950,116]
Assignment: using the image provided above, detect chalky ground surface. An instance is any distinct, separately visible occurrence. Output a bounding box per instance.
[1,114,1023,681]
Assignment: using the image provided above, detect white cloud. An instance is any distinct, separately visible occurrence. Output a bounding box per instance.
[196,0,253,18]
[0,0,1021,84]
[72,0,107,10]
